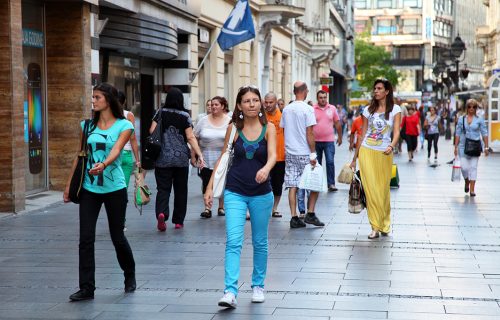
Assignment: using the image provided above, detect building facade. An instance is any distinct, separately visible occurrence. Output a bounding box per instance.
[1,0,354,212]
[476,0,500,83]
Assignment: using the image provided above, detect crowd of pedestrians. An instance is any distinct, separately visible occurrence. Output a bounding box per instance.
[63,78,489,307]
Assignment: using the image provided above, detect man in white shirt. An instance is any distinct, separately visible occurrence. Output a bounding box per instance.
[280,81,325,228]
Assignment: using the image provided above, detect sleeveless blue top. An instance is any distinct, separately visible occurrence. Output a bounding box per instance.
[225,125,271,196]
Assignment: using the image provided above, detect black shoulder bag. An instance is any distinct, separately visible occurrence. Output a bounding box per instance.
[463,116,482,157]
[144,108,163,161]
[69,120,91,203]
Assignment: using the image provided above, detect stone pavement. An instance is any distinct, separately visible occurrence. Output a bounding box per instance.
[1,137,500,320]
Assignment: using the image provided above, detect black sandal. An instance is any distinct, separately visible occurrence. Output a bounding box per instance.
[464,179,470,193]
[272,211,282,218]
[200,209,212,218]
[217,208,225,216]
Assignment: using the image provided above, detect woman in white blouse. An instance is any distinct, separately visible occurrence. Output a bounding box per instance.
[194,96,231,218]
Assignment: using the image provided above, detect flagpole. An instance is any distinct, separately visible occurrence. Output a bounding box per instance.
[190,37,219,84]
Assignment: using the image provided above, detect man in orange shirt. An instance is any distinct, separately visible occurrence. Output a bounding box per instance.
[264,92,285,218]
[349,107,364,151]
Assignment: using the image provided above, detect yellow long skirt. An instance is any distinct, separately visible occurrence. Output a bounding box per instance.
[358,146,392,233]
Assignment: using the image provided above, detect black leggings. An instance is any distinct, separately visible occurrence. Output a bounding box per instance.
[79,188,135,291]
[200,167,213,194]
[427,133,439,157]
[405,135,418,152]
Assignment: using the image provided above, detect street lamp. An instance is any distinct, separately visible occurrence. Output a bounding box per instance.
[449,35,466,88]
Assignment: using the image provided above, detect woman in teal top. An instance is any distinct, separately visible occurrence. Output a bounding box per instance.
[64,83,136,301]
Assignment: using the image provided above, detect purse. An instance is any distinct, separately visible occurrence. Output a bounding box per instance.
[144,108,163,161]
[213,124,237,198]
[134,168,152,215]
[462,117,482,157]
[337,163,354,185]
[348,172,365,214]
[69,120,91,204]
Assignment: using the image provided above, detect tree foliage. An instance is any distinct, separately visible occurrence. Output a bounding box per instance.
[354,36,400,93]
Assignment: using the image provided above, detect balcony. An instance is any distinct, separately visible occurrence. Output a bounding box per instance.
[476,25,491,48]
[261,0,305,24]
[311,28,338,47]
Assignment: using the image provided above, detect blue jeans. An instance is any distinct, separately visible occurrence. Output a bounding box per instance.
[297,188,310,213]
[223,190,273,295]
[315,141,336,186]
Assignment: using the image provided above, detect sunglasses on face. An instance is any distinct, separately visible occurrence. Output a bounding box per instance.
[467,105,477,109]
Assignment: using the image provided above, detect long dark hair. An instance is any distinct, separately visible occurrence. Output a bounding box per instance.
[163,87,187,112]
[92,83,124,129]
[368,79,394,120]
[231,86,267,130]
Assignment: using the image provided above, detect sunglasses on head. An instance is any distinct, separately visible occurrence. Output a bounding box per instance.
[238,85,259,92]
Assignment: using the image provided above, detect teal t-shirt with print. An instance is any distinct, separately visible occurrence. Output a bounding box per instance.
[80,119,134,194]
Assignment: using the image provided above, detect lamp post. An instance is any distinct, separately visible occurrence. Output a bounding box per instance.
[450,35,466,88]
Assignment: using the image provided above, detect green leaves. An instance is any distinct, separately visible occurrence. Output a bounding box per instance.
[354,38,400,92]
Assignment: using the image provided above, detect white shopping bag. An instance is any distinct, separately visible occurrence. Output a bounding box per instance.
[451,157,461,182]
[298,164,328,193]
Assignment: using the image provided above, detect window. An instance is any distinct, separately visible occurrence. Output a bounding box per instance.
[354,0,367,8]
[395,46,422,60]
[402,19,420,34]
[377,0,392,8]
[376,19,396,35]
[434,0,453,15]
[402,0,420,8]
[355,20,368,33]
[433,20,452,38]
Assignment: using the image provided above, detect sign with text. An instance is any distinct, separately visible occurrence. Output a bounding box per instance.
[319,77,334,86]
[22,29,44,48]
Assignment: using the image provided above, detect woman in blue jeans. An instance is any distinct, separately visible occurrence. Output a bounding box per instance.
[204,86,276,309]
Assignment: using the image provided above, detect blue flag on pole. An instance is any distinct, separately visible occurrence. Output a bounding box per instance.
[217,0,255,51]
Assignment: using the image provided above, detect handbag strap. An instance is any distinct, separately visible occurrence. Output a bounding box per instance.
[80,120,91,155]
[227,124,237,152]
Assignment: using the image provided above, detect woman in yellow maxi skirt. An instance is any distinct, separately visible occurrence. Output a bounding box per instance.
[351,79,401,239]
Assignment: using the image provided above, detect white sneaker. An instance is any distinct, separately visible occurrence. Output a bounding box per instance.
[218,292,237,308]
[251,286,265,303]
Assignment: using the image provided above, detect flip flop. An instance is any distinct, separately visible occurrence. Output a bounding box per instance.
[272,211,282,218]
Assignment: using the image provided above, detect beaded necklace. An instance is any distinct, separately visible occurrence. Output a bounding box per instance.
[237,124,267,159]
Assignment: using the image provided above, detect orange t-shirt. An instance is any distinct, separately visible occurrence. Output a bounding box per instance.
[351,116,363,138]
[266,108,285,162]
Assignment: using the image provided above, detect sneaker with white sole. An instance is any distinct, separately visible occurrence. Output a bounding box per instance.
[218,292,237,308]
[251,286,265,303]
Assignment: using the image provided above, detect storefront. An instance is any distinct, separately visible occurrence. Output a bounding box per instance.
[22,0,48,193]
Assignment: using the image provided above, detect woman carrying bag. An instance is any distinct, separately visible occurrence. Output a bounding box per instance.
[150,87,204,231]
[350,78,401,239]
[454,98,489,196]
[204,86,276,308]
[63,83,136,301]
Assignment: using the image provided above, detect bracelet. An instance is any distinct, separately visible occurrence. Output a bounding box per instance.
[388,145,393,150]
[101,162,107,169]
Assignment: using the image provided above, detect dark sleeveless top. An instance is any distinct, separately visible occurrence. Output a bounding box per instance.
[225,125,272,196]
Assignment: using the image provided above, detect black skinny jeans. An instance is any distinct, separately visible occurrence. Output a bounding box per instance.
[154,166,189,224]
[427,133,439,157]
[79,188,135,291]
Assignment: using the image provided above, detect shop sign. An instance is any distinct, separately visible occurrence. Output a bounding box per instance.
[319,77,334,86]
[23,29,44,48]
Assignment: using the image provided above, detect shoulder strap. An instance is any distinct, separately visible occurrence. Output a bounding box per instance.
[462,116,466,134]
[80,119,91,154]
[227,124,237,151]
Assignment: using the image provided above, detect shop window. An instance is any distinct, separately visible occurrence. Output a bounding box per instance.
[22,0,47,192]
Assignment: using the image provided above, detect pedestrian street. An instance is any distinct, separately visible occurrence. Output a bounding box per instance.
[1,138,500,319]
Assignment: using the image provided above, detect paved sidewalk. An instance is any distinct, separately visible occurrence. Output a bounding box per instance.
[1,137,500,319]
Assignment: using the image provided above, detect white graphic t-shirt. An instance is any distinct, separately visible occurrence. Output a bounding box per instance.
[361,104,401,151]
